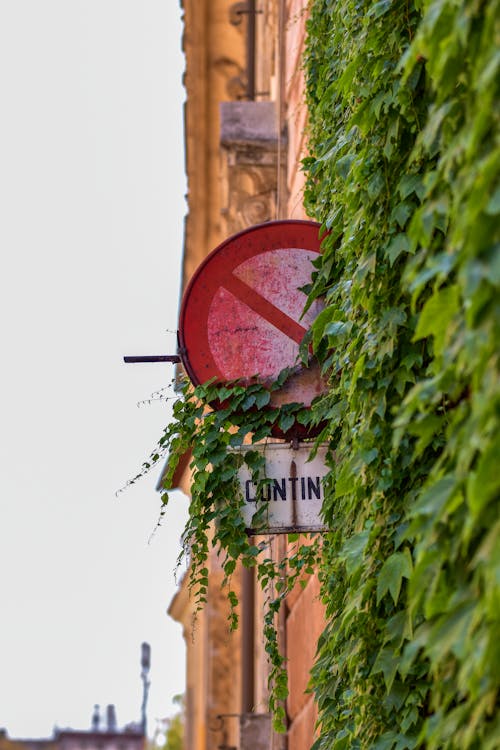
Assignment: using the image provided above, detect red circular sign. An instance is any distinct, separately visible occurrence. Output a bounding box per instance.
[178,220,325,412]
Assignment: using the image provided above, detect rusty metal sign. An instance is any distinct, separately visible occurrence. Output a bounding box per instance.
[178,221,325,413]
[233,442,329,533]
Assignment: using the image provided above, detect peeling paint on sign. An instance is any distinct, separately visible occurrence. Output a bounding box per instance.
[178,221,327,412]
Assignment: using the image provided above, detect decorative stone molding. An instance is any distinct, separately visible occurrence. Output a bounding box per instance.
[220,101,286,235]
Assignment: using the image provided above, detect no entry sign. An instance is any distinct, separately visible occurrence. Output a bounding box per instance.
[178,220,325,408]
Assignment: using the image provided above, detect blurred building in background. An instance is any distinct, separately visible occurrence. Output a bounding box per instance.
[1,646,150,750]
[0,707,145,750]
[167,2,325,749]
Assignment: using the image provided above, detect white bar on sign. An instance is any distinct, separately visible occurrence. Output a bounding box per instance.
[232,442,329,533]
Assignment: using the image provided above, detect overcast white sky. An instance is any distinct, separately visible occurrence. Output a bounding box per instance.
[0,1,189,738]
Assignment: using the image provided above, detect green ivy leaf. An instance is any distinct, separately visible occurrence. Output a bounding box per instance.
[279,411,296,432]
[410,475,457,518]
[341,529,371,578]
[377,549,413,605]
[385,233,411,265]
[413,284,459,355]
[255,389,271,408]
[372,647,399,691]
[466,435,500,518]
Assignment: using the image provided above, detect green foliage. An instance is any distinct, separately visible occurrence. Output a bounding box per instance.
[303,0,500,746]
[152,696,184,750]
[162,714,183,750]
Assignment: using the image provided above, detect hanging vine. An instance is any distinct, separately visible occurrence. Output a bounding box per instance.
[140,371,327,732]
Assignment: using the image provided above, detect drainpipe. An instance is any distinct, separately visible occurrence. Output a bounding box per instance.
[246,0,256,100]
[241,565,255,712]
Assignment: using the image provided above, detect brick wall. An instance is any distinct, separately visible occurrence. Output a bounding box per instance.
[286,574,324,749]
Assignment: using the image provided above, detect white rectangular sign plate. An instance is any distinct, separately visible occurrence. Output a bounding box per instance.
[233,442,329,533]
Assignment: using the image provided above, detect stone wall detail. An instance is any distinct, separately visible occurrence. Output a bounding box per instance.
[220,101,284,235]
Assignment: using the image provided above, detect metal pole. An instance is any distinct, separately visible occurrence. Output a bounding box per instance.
[241,565,255,712]
[246,0,256,100]
[123,355,181,364]
[140,642,151,735]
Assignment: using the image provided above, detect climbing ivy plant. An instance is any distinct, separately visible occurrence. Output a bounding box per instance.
[302,0,500,747]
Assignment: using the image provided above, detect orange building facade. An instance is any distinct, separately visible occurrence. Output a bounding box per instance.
[169,3,325,749]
